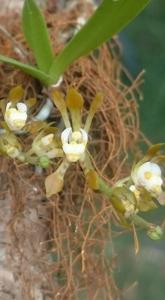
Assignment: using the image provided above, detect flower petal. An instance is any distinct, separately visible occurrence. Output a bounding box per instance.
[45,171,64,197]
[146,143,165,158]
[84,93,103,133]
[66,88,84,131]
[45,159,70,197]
[25,97,37,108]
[51,90,71,128]
[8,85,24,104]
[80,152,99,189]
[85,169,99,190]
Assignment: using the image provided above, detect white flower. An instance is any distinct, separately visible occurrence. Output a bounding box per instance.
[61,128,88,162]
[32,133,63,159]
[47,88,103,196]
[4,102,27,131]
[52,88,103,163]
[132,161,163,196]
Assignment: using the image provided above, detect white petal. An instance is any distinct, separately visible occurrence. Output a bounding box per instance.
[41,134,54,146]
[61,128,72,144]
[80,129,88,144]
[144,176,163,195]
[138,162,161,177]
[133,161,162,186]
[17,102,27,113]
[62,143,86,162]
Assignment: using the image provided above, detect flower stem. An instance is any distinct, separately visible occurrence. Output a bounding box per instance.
[98,177,113,198]
[97,176,163,239]
[128,214,153,230]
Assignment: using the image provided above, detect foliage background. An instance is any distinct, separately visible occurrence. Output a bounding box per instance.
[116,0,165,299]
[121,0,165,143]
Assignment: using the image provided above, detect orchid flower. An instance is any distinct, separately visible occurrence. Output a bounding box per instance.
[131,161,163,196]
[4,102,28,131]
[0,85,37,133]
[30,131,64,169]
[45,88,103,197]
[129,144,165,211]
[0,131,22,159]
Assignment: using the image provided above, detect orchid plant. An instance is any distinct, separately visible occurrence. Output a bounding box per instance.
[0,0,150,86]
[0,0,164,241]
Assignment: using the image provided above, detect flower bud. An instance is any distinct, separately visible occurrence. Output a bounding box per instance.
[39,155,51,169]
[147,226,163,240]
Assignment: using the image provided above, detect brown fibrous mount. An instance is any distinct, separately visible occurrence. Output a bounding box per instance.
[0,1,146,299]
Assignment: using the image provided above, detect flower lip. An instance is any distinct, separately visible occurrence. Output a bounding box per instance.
[62,143,86,162]
[61,128,88,162]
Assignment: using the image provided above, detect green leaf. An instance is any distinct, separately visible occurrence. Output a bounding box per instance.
[22,0,54,72]
[48,0,150,84]
[0,55,52,85]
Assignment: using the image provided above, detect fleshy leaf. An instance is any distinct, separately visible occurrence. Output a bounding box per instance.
[49,0,150,84]
[22,0,54,72]
[0,54,52,85]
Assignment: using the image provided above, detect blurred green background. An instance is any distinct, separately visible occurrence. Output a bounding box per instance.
[121,0,165,143]
[115,1,165,299]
